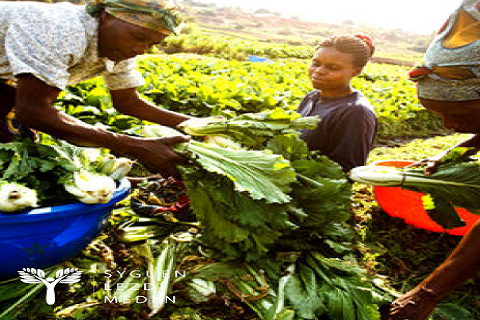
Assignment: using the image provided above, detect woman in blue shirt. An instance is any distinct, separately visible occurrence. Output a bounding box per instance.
[298,34,378,172]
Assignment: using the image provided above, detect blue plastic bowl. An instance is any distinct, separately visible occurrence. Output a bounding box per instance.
[0,178,131,280]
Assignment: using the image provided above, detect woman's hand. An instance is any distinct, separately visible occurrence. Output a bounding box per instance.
[129,135,191,179]
[380,285,441,320]
[405,149,451,176]
[406,135,480,176]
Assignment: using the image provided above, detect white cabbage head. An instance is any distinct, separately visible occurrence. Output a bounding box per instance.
[0,182,39,212]
[64,170,116,204]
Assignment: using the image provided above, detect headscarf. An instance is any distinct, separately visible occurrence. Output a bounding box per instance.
[85,0,182,35]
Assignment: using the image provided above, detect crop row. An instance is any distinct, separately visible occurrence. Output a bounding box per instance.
[158,32,315,60]
[55,55,446,140]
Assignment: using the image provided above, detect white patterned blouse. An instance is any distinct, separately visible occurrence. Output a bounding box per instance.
[0,1,145,91]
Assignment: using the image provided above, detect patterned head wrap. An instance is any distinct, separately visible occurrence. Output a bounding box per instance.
[85,0,182,35]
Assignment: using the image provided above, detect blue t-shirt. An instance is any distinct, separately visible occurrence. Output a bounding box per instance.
[298,90,378,172]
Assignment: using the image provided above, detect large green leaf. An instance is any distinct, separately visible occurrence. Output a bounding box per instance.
[266,134,309,161]
[186,141,296,204]
[290,157,351,229]
[406,161,480,210]
[422,194,466,229]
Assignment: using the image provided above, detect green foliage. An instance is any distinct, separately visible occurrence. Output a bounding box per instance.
[183,169,296,260]
[137,55,309,117]
[186,141,297,204]
[285,252,382,320]
[58,55,445,141]
[44,49,445,147]
[159,32,315,59]
[137,104,380,319]
[354,63,446,139]
[54,81,144,132]
[432,303,474,320]
[175,113,382,319]
[0,139,80,206]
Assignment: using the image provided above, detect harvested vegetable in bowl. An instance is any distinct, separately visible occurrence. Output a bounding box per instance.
[0,181,38,212]
[0,138,133,211]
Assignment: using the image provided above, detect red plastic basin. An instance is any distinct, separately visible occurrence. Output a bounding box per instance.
[373,160,480,236]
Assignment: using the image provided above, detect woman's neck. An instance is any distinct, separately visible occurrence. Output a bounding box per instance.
[319,86,353,99]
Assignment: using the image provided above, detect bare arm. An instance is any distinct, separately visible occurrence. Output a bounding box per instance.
[418,134,480,175]
[14,74,189,177]
[16,74,126,149]
[382,219,480,320]
[451,134,480,148]
[110,87,191,127]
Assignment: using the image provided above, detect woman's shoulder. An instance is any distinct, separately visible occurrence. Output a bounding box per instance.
[345,91,377,118]
[7,2,88,37]
[4,2,91,71]
[350,91,375,108]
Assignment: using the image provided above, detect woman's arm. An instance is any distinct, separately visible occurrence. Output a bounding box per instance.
[452,134,480,148]
[418,134,480,175]
[110,87,191,127]
[15,74,189,177]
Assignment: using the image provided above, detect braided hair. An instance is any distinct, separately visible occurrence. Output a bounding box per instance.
[317,34,375,68]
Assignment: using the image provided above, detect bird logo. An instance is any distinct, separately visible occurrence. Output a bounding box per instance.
[18,268,83,305]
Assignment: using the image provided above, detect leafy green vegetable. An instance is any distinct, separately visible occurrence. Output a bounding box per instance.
[64,170,116,204]
[178,108,319,147]
[182,167,299,260]
[286,252,381,320]
[147,239,176,317]
[135,105,387,319]
[187,141,296,203]
[142,125,297,204]
[349,148,480,228]
[432,303,474,320]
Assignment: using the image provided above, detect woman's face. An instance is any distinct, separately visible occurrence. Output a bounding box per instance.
[98,12,167,62]
[420,98,480,133]
[308,47,362,91]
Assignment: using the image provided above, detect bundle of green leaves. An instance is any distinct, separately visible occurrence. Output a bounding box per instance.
[138,108,386,319]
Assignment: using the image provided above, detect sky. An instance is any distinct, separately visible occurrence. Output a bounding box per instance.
[190,0,464,35]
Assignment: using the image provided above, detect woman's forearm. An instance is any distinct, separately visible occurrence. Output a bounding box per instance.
[18,104,139,156]
[418,219,480,299]
[453,134,480,149]
[111,88,191,127]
